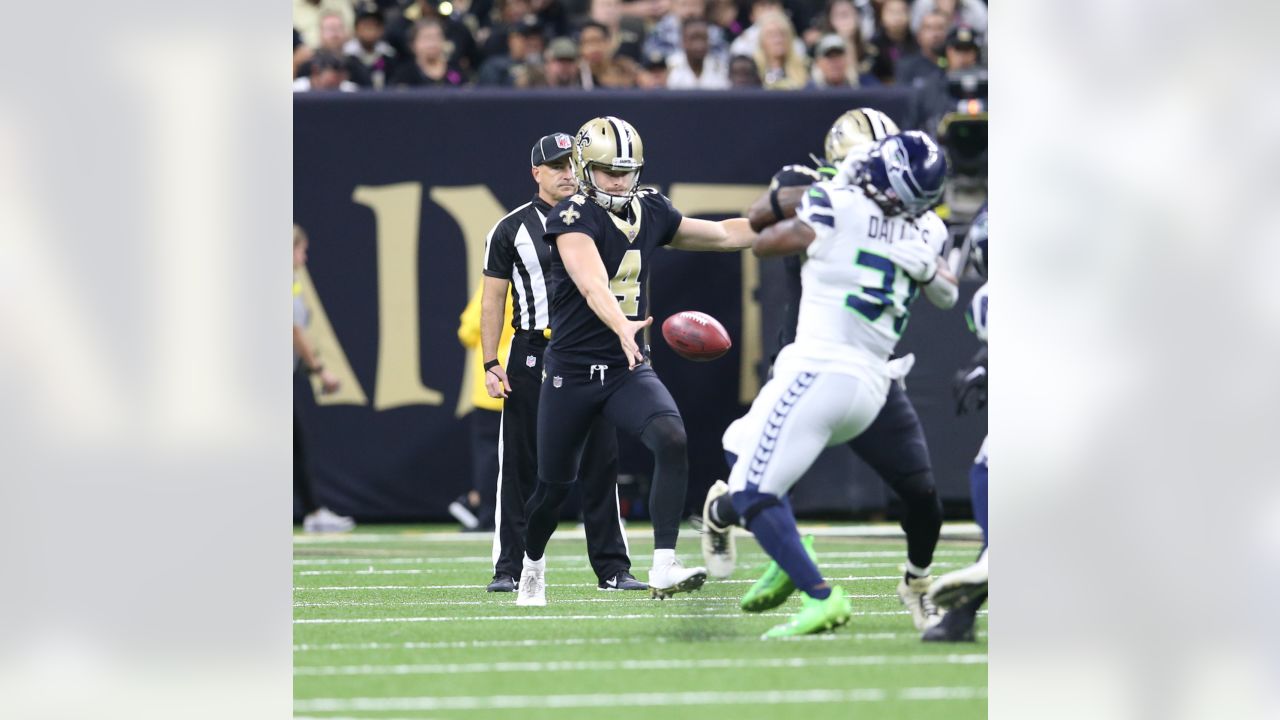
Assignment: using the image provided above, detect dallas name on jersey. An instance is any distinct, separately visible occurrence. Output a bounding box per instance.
[779,180,943,379]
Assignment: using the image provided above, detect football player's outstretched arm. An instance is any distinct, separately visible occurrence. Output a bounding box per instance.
[752,218,816,258]
[668,217,756,251]
[557,232,652,369]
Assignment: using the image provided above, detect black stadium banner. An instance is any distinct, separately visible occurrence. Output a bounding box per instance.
[294,90,985,522]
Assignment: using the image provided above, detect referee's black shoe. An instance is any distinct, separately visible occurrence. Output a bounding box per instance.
[598,571,648,591]
[487,575,518,592]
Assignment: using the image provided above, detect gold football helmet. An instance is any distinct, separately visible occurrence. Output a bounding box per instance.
[824,108,900,165]
[573,116,645,212]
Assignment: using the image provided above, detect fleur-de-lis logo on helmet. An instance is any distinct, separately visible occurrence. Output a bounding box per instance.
[572,116,646,213]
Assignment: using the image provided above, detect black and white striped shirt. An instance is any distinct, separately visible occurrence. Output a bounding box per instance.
[482,194,555,332]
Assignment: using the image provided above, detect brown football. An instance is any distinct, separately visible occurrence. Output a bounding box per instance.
[662,311,732,361]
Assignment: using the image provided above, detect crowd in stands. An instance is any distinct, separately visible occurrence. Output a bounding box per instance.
[293,0,986,93]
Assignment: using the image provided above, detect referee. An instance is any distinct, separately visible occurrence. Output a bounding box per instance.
[480,133,642,593]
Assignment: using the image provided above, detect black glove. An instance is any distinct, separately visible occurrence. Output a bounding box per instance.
[952,345,987,416]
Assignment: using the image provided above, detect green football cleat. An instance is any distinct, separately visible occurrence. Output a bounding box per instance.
[740,535,819,613]
[762,586,852,639]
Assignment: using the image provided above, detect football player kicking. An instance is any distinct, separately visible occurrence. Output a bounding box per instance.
[515,116,758,607]
[924,203,989,642]
[701,110,959,632]
[709,132,956,638]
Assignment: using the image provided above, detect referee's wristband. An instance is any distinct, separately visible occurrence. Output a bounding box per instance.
[483,359,501,373]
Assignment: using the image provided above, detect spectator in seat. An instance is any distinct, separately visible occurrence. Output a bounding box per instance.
[728,53,762,87]
[293,50,361,91]
[346,4,399,89]
[911,0,987,36]
[480,0,534,60]
[538,36,584,88]
[645,0,728,64]
[301,11,373,87]
[667,18,729,89]
[478,16,546,86]
[807,34,859,88]
[753,9,807,89]
[391,19,469,87]
[387,0,481,74]
[578,21,638,88]
[636,50,669,89]
[588,0,647,63]
[294,0,354,49]
[870,0,916,82]
[894,10,948,89]
[809,0,878,80]
[729,0,806,60]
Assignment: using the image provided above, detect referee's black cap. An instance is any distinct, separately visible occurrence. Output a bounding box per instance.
[531,133,575,167]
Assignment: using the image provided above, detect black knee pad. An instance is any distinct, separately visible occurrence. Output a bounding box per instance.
[528,480,574,508]
[895,471,942,516]
[641,415,687,461]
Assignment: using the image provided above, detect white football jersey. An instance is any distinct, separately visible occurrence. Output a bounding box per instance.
[777,181,936,375]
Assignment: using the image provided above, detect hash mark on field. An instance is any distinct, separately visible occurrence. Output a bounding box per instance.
[294,653,988,676]
[294,686,988,711]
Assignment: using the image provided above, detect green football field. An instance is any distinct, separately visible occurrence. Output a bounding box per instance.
[294,524,987,719]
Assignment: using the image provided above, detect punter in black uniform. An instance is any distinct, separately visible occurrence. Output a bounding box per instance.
[700,108,960,629]
[514,116,758,606]
[480,133,644,594]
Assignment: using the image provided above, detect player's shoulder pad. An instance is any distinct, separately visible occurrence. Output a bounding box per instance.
[771,164,824,190]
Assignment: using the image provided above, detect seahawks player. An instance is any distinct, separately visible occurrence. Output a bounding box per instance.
[715,133,954,638]
[515,116,758,607]
[701,110,959,632]
[925,204,988,643]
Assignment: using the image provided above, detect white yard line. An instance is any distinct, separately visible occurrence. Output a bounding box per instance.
[291,550,978,565]
[292,631,966,652]
[294,687,988,712]
[296,563,952,576]
[293,609,986,625]
[294,654,988,676]
[294,594,897,608]
[293,523,983,544]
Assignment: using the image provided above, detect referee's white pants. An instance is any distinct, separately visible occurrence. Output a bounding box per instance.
[726,368,887,499]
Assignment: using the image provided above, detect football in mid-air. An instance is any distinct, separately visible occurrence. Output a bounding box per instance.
[662,311,732,361]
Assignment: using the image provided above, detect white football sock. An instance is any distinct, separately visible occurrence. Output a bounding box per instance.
[523,553,545,571]
[652,548,675,567]
[905,560,931,578]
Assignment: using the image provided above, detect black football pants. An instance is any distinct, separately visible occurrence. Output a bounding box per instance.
[492,331,631,581]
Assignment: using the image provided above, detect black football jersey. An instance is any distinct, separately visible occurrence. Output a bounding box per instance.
[542,189,684,366]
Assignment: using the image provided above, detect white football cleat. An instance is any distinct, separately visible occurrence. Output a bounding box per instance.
[302,507,355,533]
[648,557,707,600]
[701,480,737,579]
[515,555,546,607]
[927,548,988,609]
[897,575,942,630]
